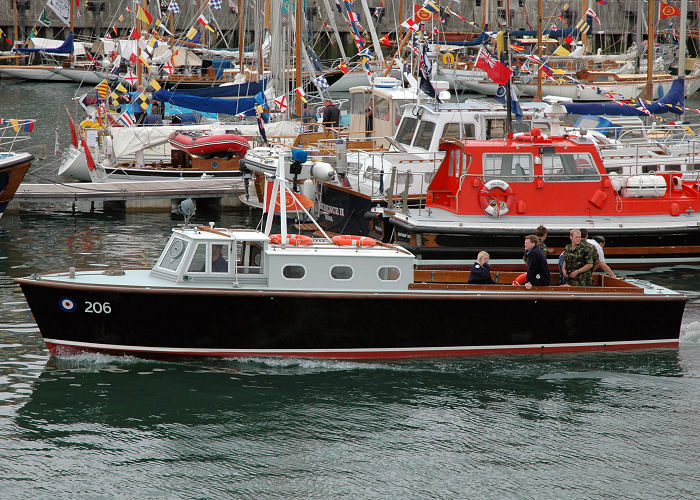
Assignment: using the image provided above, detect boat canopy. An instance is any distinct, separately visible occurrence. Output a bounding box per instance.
[13,32,82,55]
[153,90,258,117]
[563,78,685,116]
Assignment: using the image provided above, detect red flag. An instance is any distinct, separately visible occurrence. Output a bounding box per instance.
[338,61,349,74]
[68,116,78,148]
[129,53,138,64]
[659,2,681,18]
[565,35,574,45]
[380,34,392,47]
[131,28,140,40]
[81,138,96,172]
[474,48,513,85]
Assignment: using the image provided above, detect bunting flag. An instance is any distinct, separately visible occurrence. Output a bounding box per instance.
[38,8,52,27]
[337,61,349,73]
[446,7,466,22]
[474,47,512,85]
[585,8,600,24]
[380,34,391,46]
[595,0,607,4]
[137,6,153,25]
[0,28,11,45]
[118,112,134,127]
[335,0,341,13]
[137,93,149,111]
[315,75,329,90]
[186,27,198,40]
[163,60,175,75]
[149,79,161,91]
[414,2,439,21]
[115,83,127,93]
[197,15,216,33]
[294,87,307,103]
[401,18,419,32]
[81,137,96,172]
[94,79,109,98]
[274,95,288,111]
[209,0,222,9]
[510,43,525,52]
[124,69,138,86]
[167,1,180,14]
[660,2,681,18]
[575,16,592,35]
[138,54,151,72]
[553,45,571,57]
[131,27,141,40]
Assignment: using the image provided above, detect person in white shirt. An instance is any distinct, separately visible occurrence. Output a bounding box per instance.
[588,235,616,278]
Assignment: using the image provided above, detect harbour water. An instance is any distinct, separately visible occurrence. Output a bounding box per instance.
[1,81,700,497]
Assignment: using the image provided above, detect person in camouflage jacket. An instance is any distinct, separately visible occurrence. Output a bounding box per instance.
[562,229,596,286]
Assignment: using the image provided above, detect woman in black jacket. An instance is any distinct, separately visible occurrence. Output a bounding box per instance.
[468,251,496,284]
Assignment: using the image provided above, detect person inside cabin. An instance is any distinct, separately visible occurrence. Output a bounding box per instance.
[365,99,374,137]
[467,251,495,284]
[561,229,596,286]
[211,244,228,273]
[322,98,341,128]
[143,104,163,126]
[522,234,550,289]
[589,235,616,279]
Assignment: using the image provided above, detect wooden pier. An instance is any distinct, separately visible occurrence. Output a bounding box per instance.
[7,178,246,213]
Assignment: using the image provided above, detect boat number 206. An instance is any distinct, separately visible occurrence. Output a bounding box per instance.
[85,301,111,314]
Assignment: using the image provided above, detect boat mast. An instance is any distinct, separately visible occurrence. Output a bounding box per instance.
[641,0,655,98]
[13,0,17,45]
[295,0,302,117]
[318,0,348,61]
[358,0,385,65]
[238,0,244,73]
[505,0,513,134]
[635,0,643,72]
[535,0,542,100]
[679,0,688,119]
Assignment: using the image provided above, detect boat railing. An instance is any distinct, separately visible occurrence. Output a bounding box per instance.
[0,120,36,152]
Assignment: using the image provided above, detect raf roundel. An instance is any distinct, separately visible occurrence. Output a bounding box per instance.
[59,297,77,312]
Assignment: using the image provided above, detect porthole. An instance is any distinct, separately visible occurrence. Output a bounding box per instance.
[282,265,306,279]
[330,265,353,280]
[378,266,400,281]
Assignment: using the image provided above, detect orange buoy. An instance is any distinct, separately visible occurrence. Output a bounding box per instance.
[269,234,313,245]
[331,235,377,247]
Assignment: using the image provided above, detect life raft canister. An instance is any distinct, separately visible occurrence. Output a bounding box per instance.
[479,179,514,217]
[269,234,313,245]
[331,235,377,247]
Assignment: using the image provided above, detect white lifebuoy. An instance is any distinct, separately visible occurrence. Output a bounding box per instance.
[479,179,514,217]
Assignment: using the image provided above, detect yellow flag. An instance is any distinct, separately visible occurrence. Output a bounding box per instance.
[186,27,198,40]
[553,45,571,57]
[137,6,153,25]
[138,55,151,72]
[140,101,149,111]
[149,79,161,91]
[9,119,19,132]
[552,67,567,75]
[116,83,127,93]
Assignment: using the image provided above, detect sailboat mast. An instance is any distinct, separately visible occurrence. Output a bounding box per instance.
[295,0,302,117]
[536,0,542,100]
[13,0,18,43]
[646,0,655,92]
[238,0,244,72]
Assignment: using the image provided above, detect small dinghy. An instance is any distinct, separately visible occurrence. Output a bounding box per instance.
[168,131,250,157]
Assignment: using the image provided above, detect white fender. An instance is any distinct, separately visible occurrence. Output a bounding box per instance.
[309,161,336,181]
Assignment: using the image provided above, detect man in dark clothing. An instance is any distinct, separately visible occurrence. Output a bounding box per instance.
[322,98,340,128]
[468,251,495,284]
[523,234,550,289]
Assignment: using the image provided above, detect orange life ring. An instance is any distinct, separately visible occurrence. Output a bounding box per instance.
[479,179,514,217]
[512,273,527,285]
[331,235,377,247]
[269,233,313,245]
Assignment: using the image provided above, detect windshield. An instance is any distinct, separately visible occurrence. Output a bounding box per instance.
[395,116,417,145]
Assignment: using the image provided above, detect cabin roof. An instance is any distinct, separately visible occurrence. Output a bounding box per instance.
[173,227,270,242]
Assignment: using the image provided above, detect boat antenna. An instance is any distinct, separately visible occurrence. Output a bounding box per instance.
[178,198,196,228]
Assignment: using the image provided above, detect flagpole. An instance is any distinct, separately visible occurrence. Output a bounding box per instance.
[535,0,542,101]
[238,0,244,74]
[505,0,512,135]
[641,0,655,99]
[295,0,302,117]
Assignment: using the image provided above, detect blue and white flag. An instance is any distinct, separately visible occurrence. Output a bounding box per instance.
[495,85,523,121]
[315,75,329,90]
[167,1,180,14]
[209,0,222,9]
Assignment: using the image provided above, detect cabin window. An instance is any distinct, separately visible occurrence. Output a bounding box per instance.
[282,265,306,279]
[211,244,230,273]
[351,92,371,114]
[464,123,476,139]
[486,119,506,139]
[159,238,189,271]
[482,153,533,182]
[543,153,601,181]
[642,165,656,173]
[414,121,436,150]
[187,244,207,273]
[395,117,417,145]
[237,241,263,273]
[378,266,400,281]
[393,100,408,126]
[374,97,390,122]
[330,265,354,280]
[442,123,462,140]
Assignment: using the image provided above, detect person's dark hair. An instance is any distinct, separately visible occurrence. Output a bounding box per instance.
[525,234,539,245]
[592,235,605,246]
[580,228,589,239]
[536,225,547,238]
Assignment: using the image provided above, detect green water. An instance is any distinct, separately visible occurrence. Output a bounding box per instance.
[1,81,699,498]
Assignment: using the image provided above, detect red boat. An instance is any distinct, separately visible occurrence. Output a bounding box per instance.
[370,125,700,269]
[168,132,250,157]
